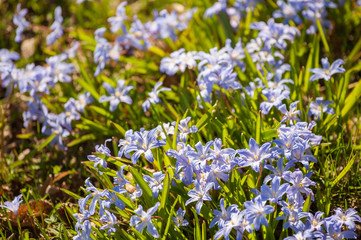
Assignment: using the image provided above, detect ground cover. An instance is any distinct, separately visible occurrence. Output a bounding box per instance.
[1,0,361,239]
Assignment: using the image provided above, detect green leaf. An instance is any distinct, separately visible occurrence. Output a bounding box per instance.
[302,193,312,212]
[67,133,97,147]
[23,133,56,161]
[191,208,202,240]
[331,154,355,188]
[256,111,261,144]
[81,118,112,135]
[247,173,256,189]
[111,121,126,136]
[196,101,218,129]
[61,188,83,200]
[173,117,180,150]
[119,229,136,240]
[89,105,114,120]
[219,12,234,42]
[342,69,361,118]
[159,173,170,215]
[161,196,179,240]
[129,167,154,205]
[316,19,329,53]
[201,221,207,240]
[75,78,100,100]
[261,129,278,141]
[16,133,35,139]
[148,46,166,57]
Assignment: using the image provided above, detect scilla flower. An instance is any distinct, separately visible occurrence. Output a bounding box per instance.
[309,58,345,81]
[130,202,160,238]
[0,194,23,216]
[99,79,134,112]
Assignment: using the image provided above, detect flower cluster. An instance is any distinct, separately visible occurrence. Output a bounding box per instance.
[205,0,339,34]
[73,117,199,238]
[0,44,96,149]
[74,111,360,239]
[46,6,64,45]
[92,1,197,76]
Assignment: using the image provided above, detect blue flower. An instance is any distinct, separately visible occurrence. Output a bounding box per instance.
[323,221,358,239]
[100,210,118,236]
[99,79,134,112]
[142,82,171,112]
[206,163,230,190]
[130,184,143,201]
[65,41,80,59]
[143,171,166,198]
[46,114,70,150]
[204,0,227,18]
[0,49,20,63]
[125,128,166,164]
[302,2,336,34]
[0,194,23,216]
[331,208,361,231]
[251,18,300,50]
[185,181,213,214]
[113,165,131,192]
[160,49,197,76]
[308,97,334,119]
[129,16,151,49]
[214,210,252,240]
[309,57,345,81]
[222,38,245,70]
[13,4,30,43]
[264,157,294,184]
[283,230,314,240]
[107,2,128,33]
[172,208,189,228]
[260,88,290,115]
[187,140,214,169]
[305,211,324,232]
[210,198,239,228]
[210,138,237,164]
[267,67,294,90]
[26,66,51,98]
[87,139,112,174]
[156,122,175,140]
[61,98,81,131]
[234,0,262,12]
[238,138,271,172]
[73,220,93,240]
[207,66,241,90]
[166,142,195,185]
[93,28,112,76]
[283,169,316,201]
[173,117,198,143]
[278,101,301,123]
[289,142,317,170]
[273,1,303,25]
[260,178,289,203]
[279,205,308,232]
[80,178,109,215]
[118,129,135,158]
[103,190,126,210]
[46,54,74,84]
[243,196,274,231]
[46,6,64,45]
[75,91,94,113]
[130,202,160,238]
